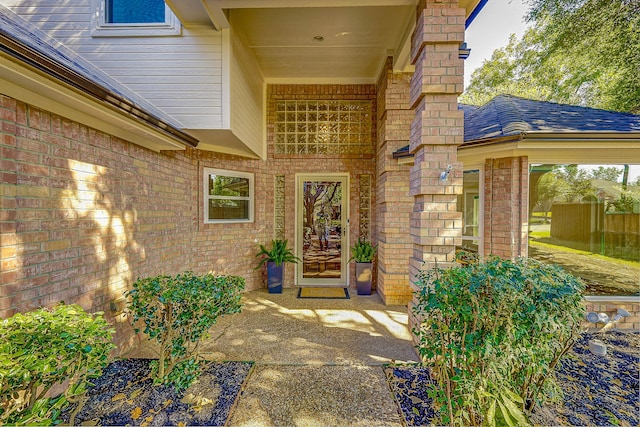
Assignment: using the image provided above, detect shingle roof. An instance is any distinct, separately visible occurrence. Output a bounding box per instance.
[392,95,640,159]
[462,95,640,142]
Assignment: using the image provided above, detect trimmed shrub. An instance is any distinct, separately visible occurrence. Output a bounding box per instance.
[126,271,244,390]
[0,304,114,426]
[413,256,585,426]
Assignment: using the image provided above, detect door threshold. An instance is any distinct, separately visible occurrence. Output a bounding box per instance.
[296,284,348,288]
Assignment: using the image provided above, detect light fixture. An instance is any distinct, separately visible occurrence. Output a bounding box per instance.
[440,165,453,182]
[611,308,631,322]
[586,312,601,323]
[313,35,324,43]
[586,308,632,335]
[586,312,610,323]
[458,42,471,60]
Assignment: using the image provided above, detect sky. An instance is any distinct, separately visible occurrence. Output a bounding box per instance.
[464,0,531,87]
[462,0,639,183]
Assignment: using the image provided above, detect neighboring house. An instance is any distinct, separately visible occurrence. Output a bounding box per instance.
[1,1,639,352]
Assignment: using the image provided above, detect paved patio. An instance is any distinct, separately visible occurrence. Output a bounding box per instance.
[132,288,420,426]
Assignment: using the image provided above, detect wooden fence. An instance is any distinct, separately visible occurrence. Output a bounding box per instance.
[605,211,640,250]
[550,203,640,250]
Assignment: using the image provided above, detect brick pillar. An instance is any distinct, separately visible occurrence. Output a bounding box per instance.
[483,157,529,259]
[376,58,414,305]
[408,0,465,342]
[0,95,18,318]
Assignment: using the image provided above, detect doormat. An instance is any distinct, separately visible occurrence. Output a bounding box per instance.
[297,287,350,299]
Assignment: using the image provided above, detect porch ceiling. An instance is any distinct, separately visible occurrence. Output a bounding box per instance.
[165,0,482,82]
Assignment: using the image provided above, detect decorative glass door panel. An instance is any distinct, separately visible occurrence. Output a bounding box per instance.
[296,175,348,286]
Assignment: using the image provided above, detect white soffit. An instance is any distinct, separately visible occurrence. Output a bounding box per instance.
[167,0,483,81]
[457,137,640,167]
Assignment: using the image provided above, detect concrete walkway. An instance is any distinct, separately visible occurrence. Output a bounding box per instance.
[137,288,420,426]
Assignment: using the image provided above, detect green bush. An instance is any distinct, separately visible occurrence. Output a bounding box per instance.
[255,239,300,268]
[126,271,244,390]
[348,238,377,263]
[413,256,585,427]
[0,304,114,426]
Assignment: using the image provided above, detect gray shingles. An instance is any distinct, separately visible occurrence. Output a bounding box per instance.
[462,95,640,142]
[393,96,640,158]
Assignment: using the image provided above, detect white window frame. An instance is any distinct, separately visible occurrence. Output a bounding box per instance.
[91,0,181,37]
[204,168,254,224]
[460,169,484,258]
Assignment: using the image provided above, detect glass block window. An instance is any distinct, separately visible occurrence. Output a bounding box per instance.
[274,175,286,239]
[359,175,371,239]
[274,100,373,155]
[204,168,254,223]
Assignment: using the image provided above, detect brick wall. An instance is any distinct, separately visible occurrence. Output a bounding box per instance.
[1,85,377,354]
[1,95,196,351]
[483,156,529,259]
[408,0,465,344]
[375,58,414,305]
[583,298,640,331]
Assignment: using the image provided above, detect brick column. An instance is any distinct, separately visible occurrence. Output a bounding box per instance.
[408,0,465,342]
[483,157,529,259]
[0,95,18,318]
[376,58,414,305]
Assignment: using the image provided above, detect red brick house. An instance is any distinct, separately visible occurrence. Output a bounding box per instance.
[1,0,638,352]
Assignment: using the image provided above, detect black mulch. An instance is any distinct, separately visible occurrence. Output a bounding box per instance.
[385,331,639,426]
[61,359,253,426]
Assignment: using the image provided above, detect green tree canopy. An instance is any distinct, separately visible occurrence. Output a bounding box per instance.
[461,0,640,113]
[590,166,622,182]
[553,165,595,202]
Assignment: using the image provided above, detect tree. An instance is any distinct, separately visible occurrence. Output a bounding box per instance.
[551,165,595,202]
[590,166,622,182]
[462,0,640,113]
[534,171,562,215]
[461,30,562,107]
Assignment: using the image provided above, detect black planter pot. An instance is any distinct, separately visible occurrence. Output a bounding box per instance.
[266,261,283,293]
[355,262,373,295]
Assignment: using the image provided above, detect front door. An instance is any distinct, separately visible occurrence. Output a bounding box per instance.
[296,174,349,286]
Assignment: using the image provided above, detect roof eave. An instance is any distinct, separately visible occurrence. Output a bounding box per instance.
[0,32,199,150]
[460,131,640,149]
[457,132,640,168]
[396,130,640,167]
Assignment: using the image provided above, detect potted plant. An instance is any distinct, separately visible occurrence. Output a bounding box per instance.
[255,239,301,293]
[349,238,377,295]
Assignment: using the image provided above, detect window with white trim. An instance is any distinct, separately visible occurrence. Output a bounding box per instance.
[91,0,181,37]
[204,168,254,223]
[457,170,481,254]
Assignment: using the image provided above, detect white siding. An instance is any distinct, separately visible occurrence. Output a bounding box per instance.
[5,0,224,129]
[230,27,265,159]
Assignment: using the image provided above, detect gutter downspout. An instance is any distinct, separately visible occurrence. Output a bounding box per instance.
[465,0,490,28]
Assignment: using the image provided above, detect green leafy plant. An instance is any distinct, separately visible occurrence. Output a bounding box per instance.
[255,239,301,268]
[413,256,585,426]
[126,271,244,390]
[349,238,377,263]
[0,304,114,426]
